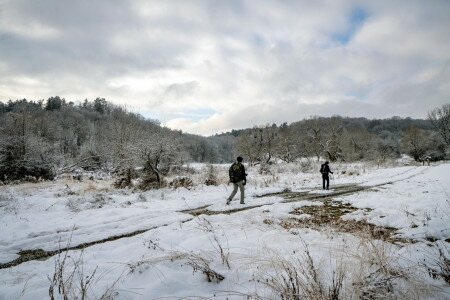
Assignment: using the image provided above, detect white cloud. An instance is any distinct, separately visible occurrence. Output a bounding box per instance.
[0,21,60,39]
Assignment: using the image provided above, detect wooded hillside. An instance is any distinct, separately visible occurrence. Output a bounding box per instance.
[0,97,448,181]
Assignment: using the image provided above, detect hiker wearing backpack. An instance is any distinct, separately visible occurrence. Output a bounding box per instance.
[226,156,247,205]
[320,161,333,190]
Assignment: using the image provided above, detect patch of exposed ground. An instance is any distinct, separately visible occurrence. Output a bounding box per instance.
[280,201,411,244]
[256,184,362,197]
[281,184,371,203]
[180,204,267,216]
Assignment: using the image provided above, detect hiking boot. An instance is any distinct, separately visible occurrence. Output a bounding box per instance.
[226,199,231,205]
[240,202,245,205]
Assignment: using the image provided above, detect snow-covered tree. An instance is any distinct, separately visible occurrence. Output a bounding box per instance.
[428,103,450,147]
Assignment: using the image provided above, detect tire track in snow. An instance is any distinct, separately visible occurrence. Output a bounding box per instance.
[0,218,193,270]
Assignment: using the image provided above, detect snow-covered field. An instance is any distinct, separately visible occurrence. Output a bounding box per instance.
[0,162,449,299]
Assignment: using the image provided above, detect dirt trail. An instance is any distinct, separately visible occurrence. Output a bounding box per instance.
[181,184,372,216]
[182,166,430,216]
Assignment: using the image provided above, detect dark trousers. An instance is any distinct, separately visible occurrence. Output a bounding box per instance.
[322,174,329,190]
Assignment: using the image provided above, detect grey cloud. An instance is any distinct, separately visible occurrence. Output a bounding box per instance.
[164,81,199,98]
[0,0,449,134]
[0,0,190,77]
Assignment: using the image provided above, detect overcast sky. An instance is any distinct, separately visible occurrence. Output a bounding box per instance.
[0,0,449,135]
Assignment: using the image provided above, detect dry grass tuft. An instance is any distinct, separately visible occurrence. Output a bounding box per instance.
[128,250,225,284]
[197,217,231,269]
[421,241,450,284]
[246,237,442,300]
[48,236,120,300]
[250,241,347,300]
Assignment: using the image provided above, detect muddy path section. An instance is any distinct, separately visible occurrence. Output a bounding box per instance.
[180,204,272,216]
[280,184,370,203]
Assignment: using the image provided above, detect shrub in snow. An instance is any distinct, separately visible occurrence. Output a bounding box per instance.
[137,193,147,202]
[0,135,56,182]
[299,159,313,173]
[204,164,219,186]
[169,176,193,189]
[139,173,167,190]
[114,168,138,189]
[66,198,84,212]
[64,184,78,196]
[0,192,17,213]
[89,193,109,209]
[259,162,272,175]
[170,164,197,175]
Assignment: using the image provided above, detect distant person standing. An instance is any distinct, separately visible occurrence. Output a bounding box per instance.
[320,161,333,190]
[227,156,247,205]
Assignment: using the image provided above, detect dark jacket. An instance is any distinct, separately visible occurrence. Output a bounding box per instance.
[229,162,246,183]
[320,164,333,176]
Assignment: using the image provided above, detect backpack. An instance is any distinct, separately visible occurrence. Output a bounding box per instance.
[319,164,325,174]
[229,163,244,183]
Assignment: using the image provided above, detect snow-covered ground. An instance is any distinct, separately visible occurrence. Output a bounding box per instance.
[0,162,449,299]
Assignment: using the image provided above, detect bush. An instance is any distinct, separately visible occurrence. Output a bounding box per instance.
[259,162,272,175]
[114,168,138,189]
[170,165,197,175]
[0,165,54,182]
[204,164,219,186]
[0,137,55,181]
[139,174,166,190]
[299,159,313,173]
[169,176,193,189]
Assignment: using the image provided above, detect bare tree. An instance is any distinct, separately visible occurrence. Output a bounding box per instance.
[427,104,450,147]
[304,117,343,162]
[374,139,396,167]
[304,117,323,161]
[402,126,429,161]
[342,127,376,161]
[137,130,186,186]
[236,133,260,165]
[275,125,305,163]
[261,124,278,164]
[0,109,56,180]
[235,124,278,165]
[322,119,344,161]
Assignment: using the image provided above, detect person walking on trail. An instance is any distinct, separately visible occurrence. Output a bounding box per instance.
[227,156,247,205]
[320,161,333,190]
